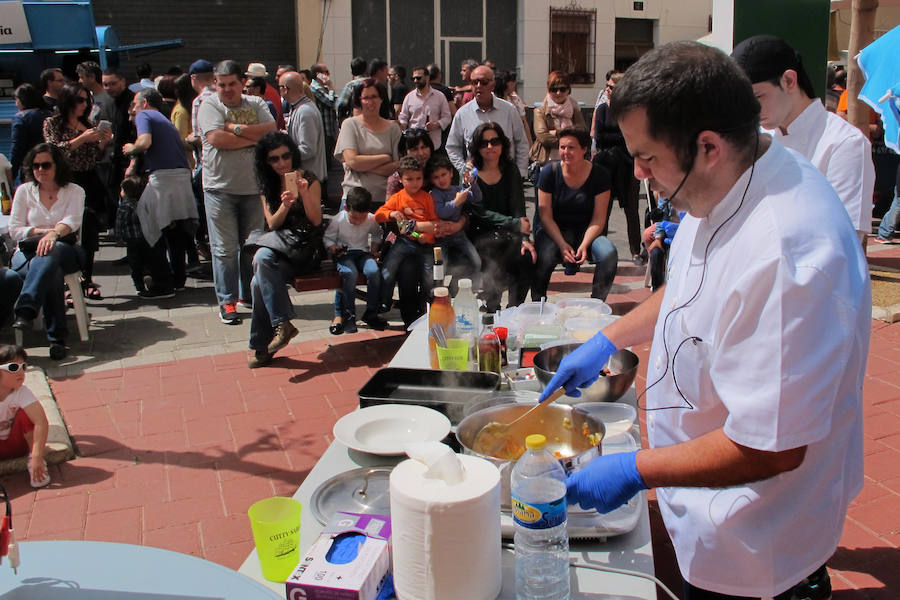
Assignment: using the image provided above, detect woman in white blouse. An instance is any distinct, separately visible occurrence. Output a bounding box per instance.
[8,143,85,360]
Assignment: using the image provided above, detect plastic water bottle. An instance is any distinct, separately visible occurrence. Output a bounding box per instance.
[452,278,479,368]
[512,434,570,600]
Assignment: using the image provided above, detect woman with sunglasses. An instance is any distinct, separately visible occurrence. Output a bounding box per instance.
[43,82,113,300]
[246,132,323,368]
[8,144,86,360]
[466,122,534,312]
[334,78,402,208]
[0,344,51,488]
[531,127,617,302]
[531,71,586,172]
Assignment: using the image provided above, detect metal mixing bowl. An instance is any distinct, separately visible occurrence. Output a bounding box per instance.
[456,400,604,508]
[533,344,639,403]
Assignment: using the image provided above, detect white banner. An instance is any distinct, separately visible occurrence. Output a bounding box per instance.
[0,1,31,45]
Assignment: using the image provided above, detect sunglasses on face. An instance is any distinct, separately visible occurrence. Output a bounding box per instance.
[267,151,293,164]
[472,79,493,86]
[478,138,502,148]
[549,86,569,93]
[411,76,424,81]
[32,161,54,171]
[0,362,26,373]
[75,96,89,104]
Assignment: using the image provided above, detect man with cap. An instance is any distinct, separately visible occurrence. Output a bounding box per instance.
[246,62,284,130]
[541,41,868,600]
[733,35,875,243]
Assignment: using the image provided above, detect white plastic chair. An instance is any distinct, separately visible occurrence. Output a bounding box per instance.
[14,271,90,346]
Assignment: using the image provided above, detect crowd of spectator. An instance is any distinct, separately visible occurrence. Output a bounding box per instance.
[0,53,716,367]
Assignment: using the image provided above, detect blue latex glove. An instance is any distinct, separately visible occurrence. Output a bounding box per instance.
[659,220,679,241]
[566,451,648,513]
[537,332,617,401]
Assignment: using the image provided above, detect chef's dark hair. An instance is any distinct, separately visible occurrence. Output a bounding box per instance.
[610,41,760,173]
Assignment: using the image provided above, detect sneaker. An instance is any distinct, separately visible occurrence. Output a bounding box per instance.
[49,343,66,361]
[138,287,176,299]
[237,299,253,311]
[785,564,831,600]
[185,261,204,275]
[220,302,241,325]
[873,236,897,244]
[267,321,298,354]
[248,350,273,368]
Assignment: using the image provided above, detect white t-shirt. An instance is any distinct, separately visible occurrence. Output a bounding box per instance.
[769,100,875,235]
[0,386,37,441]
[323,210,381,251]
[198,94,274,195]
[646,140,869,597]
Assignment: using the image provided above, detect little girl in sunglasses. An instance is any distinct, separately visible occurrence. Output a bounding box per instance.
[0,344,50,488]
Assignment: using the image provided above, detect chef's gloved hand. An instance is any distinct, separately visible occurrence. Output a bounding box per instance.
[566,451,647,514]
[537,332,617,401]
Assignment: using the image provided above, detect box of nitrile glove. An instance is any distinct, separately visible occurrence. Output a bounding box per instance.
[285,512,391,600]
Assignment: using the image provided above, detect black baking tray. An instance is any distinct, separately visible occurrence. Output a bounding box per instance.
[357,368,500,425]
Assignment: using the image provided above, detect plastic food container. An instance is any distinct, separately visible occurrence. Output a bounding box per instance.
[564,314,620,342]
[572,402,637,439]
[555,298,612,322]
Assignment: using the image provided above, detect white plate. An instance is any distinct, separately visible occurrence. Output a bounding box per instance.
[333,404,452,455]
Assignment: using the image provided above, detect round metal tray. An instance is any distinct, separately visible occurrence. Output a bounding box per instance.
[309,466,393,525]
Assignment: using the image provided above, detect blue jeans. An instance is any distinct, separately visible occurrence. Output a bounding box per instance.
[248,248,296,351]
[878,194,900,240]
[333,250,381,320]
[532,231,618,300]
[11,242,84,343]
[0,267,23,328]
[203,190,264,305]
[381,238,434,305]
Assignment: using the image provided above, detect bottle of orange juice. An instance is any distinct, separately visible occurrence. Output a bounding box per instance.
[429,287,455,368]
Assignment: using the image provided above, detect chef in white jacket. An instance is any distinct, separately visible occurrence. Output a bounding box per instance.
[540,41,869,600]
[732,35,875,243]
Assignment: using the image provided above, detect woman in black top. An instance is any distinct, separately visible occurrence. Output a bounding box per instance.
[532,127,617,300]
[248,132,323,367]
[467,122,535,312]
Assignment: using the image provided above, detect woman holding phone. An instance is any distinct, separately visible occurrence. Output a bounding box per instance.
[43,82,112,300]
[246,132,323,368]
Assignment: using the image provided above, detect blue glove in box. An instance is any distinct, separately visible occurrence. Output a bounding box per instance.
[286,512,392,600]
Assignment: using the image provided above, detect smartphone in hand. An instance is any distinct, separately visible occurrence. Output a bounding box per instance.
[283,171,298,196]
[97,120,112,132]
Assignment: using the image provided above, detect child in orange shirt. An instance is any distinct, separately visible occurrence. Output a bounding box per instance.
[375,156,439,304]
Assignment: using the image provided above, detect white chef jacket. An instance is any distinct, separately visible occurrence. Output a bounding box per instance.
[769,100,875,235]
[646,140,868,597]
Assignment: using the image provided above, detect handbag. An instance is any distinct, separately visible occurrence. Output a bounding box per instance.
[18,231,78,255]
[243,223,326,274]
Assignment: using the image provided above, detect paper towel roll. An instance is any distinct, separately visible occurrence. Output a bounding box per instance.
[390,453,502,600]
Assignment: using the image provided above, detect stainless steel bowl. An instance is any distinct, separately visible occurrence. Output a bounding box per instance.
[533,344,639,403]
[456,399,604,508]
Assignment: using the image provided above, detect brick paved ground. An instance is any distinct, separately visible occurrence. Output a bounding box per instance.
[2,207,899,598]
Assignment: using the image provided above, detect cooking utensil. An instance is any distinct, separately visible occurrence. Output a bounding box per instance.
[533,344,639,403]
[357,367,500,425]
[456,399,604,508]
[310,466,393,525]
[430,324,448,348]
[472,388,567,457]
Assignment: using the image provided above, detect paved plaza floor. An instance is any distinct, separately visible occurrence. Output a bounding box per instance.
[2,202,899,598]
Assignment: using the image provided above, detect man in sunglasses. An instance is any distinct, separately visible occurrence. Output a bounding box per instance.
[446,65,529,177]
[397,67,451,150]
[0,345,51,488]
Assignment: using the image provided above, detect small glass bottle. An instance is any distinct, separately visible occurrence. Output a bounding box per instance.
[477,313,501,375]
